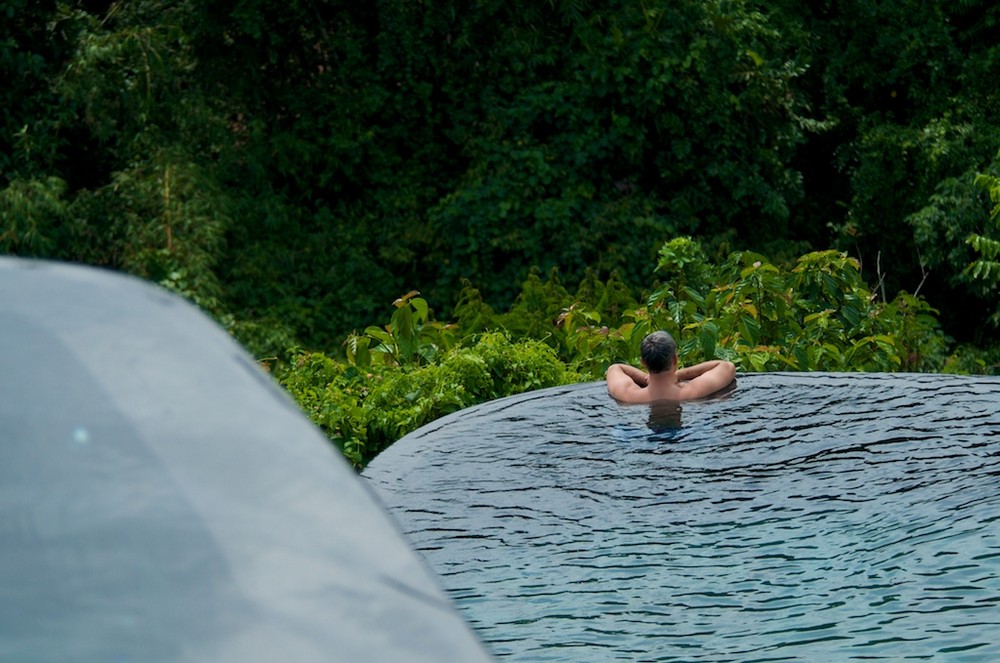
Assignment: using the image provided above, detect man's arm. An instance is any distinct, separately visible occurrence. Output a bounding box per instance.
[676,360,727,382]
[677,360,736,398]
[606,363,648,401]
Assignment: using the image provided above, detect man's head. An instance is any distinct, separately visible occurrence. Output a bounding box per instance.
[640,331,677,373]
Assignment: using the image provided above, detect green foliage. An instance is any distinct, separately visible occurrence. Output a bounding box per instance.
[451,267,641,378]
[352,291,459,368]
[965,168,1000,324]
[363,332,576,453]
[0,1,234,316]
[908,171,993,290]
[655,237,712,295]
[495,269,576,342]
[3,0,999,381]
[277,239,970,468]
[967,233,1000,280]
[583,241,951,374]
[106,154,229,311]
[0,1,79,182]
[941,343,1000,376]
[445,240,955,379]
[227,316,299,362]
[805,1,1000,327]
[878,293,952,372]
[279,331,577,468]
[0,177,68,255]
[0,0,1000,362]
[452,279,501,335]
[276,350,369,468]
[423,0,810,306]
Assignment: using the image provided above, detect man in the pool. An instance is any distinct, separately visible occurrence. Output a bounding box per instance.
[606,331,736,403]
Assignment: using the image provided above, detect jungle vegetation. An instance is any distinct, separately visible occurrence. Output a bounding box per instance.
[3,0,999,465]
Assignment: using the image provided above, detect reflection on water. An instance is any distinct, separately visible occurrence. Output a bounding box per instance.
[646,400,683,432]
[364,373,1000,661]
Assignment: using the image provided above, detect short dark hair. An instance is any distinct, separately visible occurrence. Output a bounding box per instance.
[641,331,677,373]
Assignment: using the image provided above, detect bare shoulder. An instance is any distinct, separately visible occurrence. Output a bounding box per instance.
[678,361,736,400]
[605,364,649,403]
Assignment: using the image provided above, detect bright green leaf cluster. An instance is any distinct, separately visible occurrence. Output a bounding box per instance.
[278,331,578,468]
[573,243,947,374]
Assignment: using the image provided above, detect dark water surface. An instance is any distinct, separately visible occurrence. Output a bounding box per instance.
[363,373,1000,661]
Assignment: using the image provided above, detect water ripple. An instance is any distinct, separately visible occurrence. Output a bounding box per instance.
[365,373,1000,661]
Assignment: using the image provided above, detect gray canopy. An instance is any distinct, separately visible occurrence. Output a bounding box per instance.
[0,258,492,662]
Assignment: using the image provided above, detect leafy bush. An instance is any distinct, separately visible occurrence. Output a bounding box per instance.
[276,350,369,468]
[593,240,951,373]
[278,330,578,468]
[476,238,954,376]
[0,177,68,256]
[277,239,969,468]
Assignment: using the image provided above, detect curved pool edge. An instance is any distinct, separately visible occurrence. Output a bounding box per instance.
[364,370,1000,473]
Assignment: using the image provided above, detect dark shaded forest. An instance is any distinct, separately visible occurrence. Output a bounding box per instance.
[3,0,999,359]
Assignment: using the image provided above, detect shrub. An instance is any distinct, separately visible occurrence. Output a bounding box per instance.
[278,239,970,469]
[277,330,578,468]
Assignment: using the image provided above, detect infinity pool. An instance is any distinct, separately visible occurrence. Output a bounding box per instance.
[363,373,1000,661]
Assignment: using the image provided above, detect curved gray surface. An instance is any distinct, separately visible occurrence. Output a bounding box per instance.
[0,257,492,662]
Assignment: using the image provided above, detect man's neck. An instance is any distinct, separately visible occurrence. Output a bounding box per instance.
[647,369,678,387]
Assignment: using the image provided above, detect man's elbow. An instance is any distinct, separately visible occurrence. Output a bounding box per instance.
[721,360,736,383]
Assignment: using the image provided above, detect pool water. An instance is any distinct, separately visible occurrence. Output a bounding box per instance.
[363,373,1000,661]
